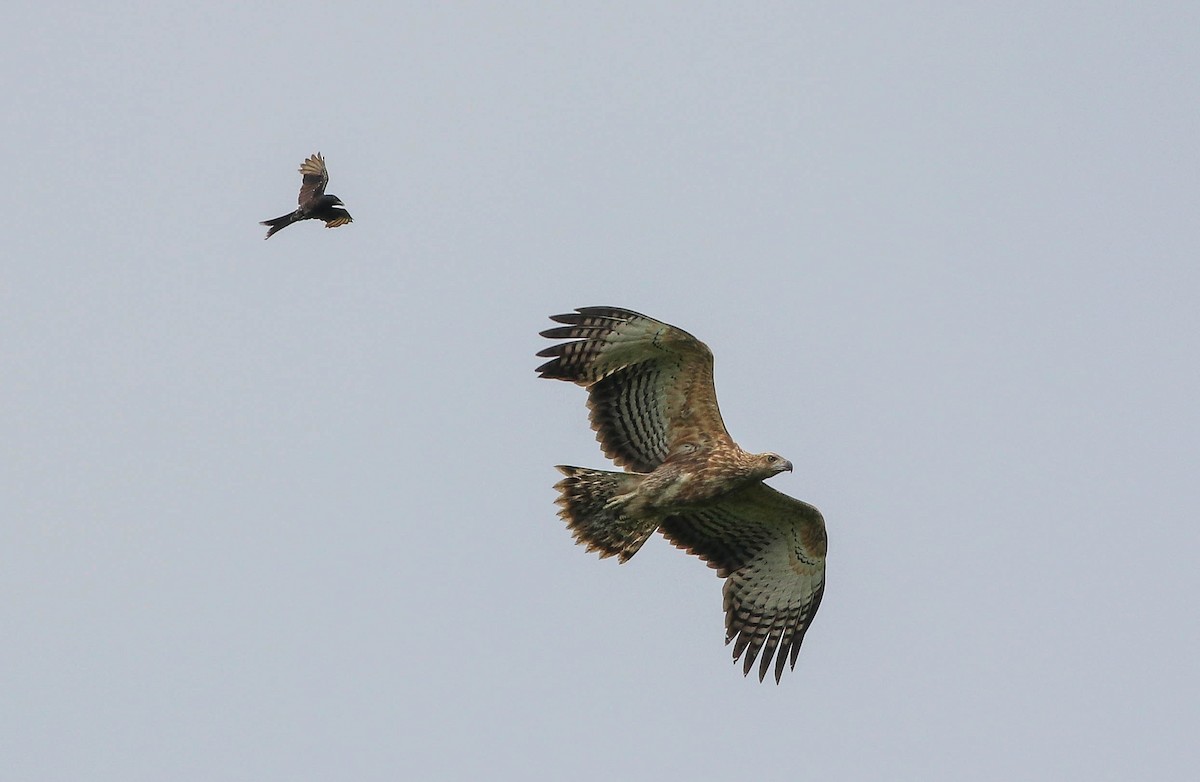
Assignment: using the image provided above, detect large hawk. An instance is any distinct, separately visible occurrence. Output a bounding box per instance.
[538,307,827,682]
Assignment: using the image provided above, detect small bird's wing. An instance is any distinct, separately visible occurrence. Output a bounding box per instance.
[297,153,330,209]
[537,307,736,473]
[323,214,353,229]
[659,483,827,683]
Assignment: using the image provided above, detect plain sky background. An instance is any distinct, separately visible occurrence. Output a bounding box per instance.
[4,2,1198,779]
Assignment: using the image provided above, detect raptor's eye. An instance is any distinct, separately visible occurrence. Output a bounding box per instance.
[766,455,778,463]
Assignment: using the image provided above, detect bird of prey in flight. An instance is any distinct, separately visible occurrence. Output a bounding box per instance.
[538,306,827,682]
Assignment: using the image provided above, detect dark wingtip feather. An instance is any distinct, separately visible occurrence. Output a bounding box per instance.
[535,358,567,378]
[574,306,643,320]
[759,645,775,683]
[774,652,792,684]
[540,325,586,339]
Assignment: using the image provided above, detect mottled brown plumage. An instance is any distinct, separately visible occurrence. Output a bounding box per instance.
[538,307,827,682]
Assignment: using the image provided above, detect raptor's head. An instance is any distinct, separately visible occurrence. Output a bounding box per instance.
[751,452,793,480]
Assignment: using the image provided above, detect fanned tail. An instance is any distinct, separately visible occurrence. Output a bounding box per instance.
[553,466,658,562]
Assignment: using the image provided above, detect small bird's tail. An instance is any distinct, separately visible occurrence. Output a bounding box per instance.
[553,466,659,562]
[261,211,300,239]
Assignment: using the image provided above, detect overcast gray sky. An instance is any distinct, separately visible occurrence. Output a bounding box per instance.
[4,2,1198,779]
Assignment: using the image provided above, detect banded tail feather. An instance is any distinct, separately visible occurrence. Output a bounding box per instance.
[553,466,659,562]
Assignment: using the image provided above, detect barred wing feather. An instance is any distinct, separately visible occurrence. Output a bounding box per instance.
[660,483,827,683]
[537,307,734,473]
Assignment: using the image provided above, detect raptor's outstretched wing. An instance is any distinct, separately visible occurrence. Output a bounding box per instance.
[537,307,735,473]
[660,483,827,683]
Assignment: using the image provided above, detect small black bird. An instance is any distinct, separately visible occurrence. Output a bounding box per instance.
[261,152,353,239]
